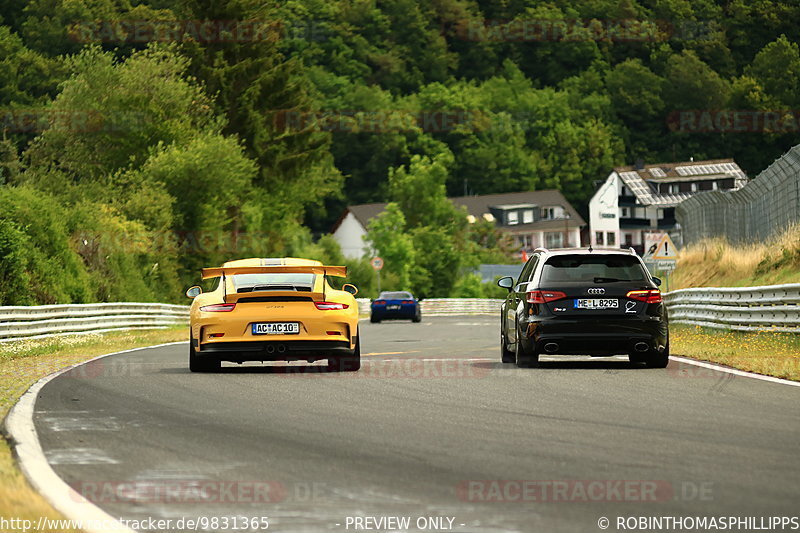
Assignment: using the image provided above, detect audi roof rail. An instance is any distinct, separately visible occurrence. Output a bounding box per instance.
[533,247,549,254]
[628,247,638,255]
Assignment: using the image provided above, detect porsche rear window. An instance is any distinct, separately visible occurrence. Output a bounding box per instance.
[540,255,647,283]
[232,273,316,292]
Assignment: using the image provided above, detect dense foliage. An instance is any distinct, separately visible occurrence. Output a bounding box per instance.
[0,0,798,301]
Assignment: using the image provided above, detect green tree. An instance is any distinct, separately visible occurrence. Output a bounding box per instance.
[388,150,464,229]
[662,50,730,111]
[746,35,800,107]
[365,203,416,289]
[24,45,217,191]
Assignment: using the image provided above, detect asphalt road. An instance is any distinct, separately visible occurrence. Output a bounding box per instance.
[33,317,800,533]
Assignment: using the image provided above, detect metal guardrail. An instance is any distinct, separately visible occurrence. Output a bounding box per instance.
[664,284,800,333]
[0,303,189,342]
[3,286,795,342]
[356,298,502,316]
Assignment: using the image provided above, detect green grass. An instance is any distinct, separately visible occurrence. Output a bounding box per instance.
[671,323,800,381]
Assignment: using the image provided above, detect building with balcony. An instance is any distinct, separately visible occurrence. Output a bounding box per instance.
[588,158,748,254]
[331,190,584,259]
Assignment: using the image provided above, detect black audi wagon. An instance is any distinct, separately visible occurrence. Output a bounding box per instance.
[498,247,669,368]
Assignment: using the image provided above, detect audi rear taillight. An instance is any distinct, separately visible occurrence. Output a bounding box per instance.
[626,289,662,304]
[527,290,567,304]
[200,303,236,312]
[315,302,349,310]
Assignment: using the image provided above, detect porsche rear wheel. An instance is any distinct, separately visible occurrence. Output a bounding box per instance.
[189,336,221,373]
[327,334,361,372]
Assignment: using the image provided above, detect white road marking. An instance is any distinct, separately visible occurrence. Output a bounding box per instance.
[41,416,121,432]
[669,355,800,388]
[5,341,184,533]
[45,448,119,465]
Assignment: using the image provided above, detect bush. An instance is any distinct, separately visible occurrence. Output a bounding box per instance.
[0,186,94,304]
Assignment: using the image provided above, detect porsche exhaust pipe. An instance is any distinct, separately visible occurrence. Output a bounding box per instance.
[634,342,649,353]
[277,344,286,354]
[266,345,276,354]
[544,343,559,353]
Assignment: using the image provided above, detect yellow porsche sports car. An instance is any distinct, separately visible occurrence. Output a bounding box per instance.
[185,258,361,373]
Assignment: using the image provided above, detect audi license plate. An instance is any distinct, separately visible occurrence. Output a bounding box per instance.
[574,299,618,310]
[252,322,300,335]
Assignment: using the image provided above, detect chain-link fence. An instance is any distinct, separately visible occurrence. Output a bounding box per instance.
[676,145,800,245]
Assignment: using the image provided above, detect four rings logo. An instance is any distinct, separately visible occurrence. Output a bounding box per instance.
[587,288,605,295]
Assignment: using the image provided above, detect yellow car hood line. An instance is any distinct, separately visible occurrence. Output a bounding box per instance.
[200,265,347,280]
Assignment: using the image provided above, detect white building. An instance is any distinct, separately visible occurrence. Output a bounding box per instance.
[332,190,584,259]
[588,159,748,253]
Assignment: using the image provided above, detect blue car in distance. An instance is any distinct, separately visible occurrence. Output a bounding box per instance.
[370,291,422,323]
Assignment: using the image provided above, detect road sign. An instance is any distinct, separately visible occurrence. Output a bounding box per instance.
[646,259,677,272]
[652,233,678,260]
[642,231,665,259]
[371,257,384,271]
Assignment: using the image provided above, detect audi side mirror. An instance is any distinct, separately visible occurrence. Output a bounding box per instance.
[652,277,662,287]
[497,277,514,290]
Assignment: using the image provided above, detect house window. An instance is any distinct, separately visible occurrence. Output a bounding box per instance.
[545,232,563,248]
[624,233,633,246]
[507,211,519,225]
[595,232,604,245]
[691,182,698,192]
[523,209,534,224]
[606,232,616,246]
[620,207,629,218]
[541,207,555,220]
[517,234,533,249]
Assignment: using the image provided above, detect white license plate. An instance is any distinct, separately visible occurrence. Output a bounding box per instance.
[574,298,618,309]
[387,305,401,310]
[252,322,300,335]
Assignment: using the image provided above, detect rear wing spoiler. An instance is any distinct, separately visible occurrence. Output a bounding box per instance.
[201,265,347,280]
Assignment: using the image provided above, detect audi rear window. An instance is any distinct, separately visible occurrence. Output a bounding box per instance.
[540,255,648,283]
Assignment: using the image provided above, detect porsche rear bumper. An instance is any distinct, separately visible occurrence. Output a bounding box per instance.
[194,338,354,362]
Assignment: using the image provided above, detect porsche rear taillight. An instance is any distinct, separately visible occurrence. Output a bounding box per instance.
[527,290,567,304]
[315,302,349,310]
[200,303,236,312]
[626,289,662,303]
